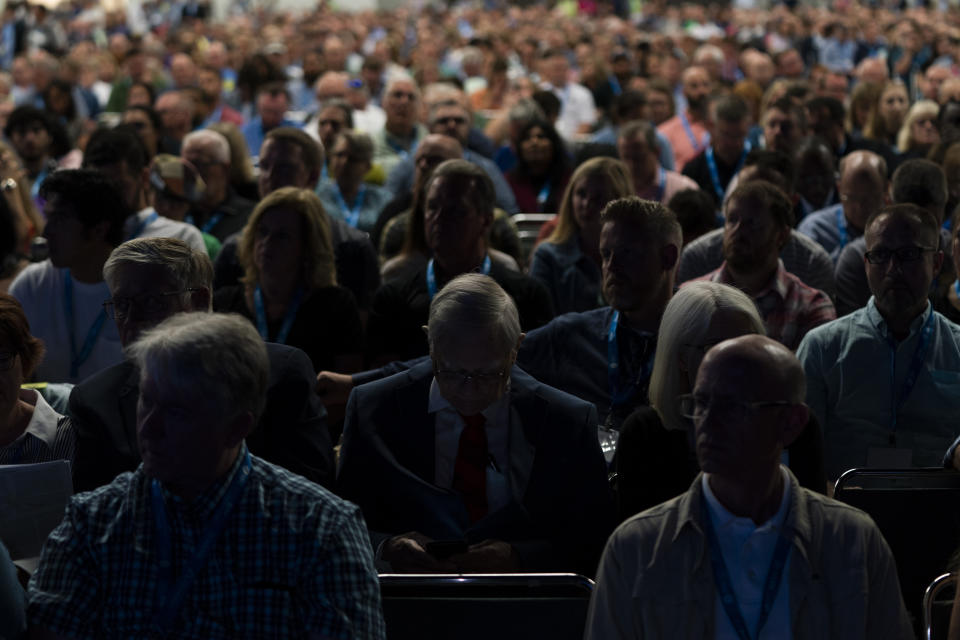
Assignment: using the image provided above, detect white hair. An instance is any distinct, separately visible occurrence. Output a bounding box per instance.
[428,274,521,358]
[182,129,231,165]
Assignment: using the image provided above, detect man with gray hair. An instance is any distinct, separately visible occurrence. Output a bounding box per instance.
[372,75,426,177]
[181,128,255,241]
[69,237,334,491]
[338,273,612,574]
[31,312,384,638]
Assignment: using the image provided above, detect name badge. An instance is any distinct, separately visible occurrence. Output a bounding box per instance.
[866,447,913,468]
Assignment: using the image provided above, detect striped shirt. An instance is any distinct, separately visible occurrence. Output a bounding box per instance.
[0,389,73,465]
[27,446,385,638]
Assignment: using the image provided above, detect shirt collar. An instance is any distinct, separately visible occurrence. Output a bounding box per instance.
[428,375,511,423]
[18,388,60,449]
[865,296,933,340]
[715,259,788,301]
[701,465,792,533]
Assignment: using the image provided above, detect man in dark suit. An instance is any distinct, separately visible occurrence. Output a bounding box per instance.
[69,237,334,492]
[337,274,613,575]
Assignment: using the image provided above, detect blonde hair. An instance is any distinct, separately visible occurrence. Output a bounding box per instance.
[547,157,633,245]
[238,187,337,291]
[897,99,939,152]
[864,79,908,144]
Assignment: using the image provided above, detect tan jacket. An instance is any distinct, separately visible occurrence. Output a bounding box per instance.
[585,469,914,639]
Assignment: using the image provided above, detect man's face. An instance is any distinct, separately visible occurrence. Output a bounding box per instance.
[923,65,951,101]
[645,90,672,125]
[413,136,460,187]
[197,69,222,102]
[329,137,370,184]
[317,106,347,152]
[541,54,568,87]
[42,195,101,269]
[682,68,712,111]
[821,73,848,103]
[155,94,189,133]
[722,196,786,273]
[600,219,665,312]
[183,143,227,202]
[763,108,800,153]
[617,133,656,183]
[9,119,51,161]
[777,50,804,78]
[254,206,303,280]
[712,117,749,162]
[108,263,190,347]
[383,80,419,133]
[838,170,884,232]
[423,176,490,260]
[864,214,943,322]
[433,332,514,416]
[429,105,471,147]
[258,139,310,197]
[258,91,288,129]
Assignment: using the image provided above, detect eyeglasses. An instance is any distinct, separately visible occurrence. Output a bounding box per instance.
[103,289,200,320]
[434,116,467,126]
[678,393,795,423]
[864,246,936,265]
[434,365,508,389]
[0,351,16,372]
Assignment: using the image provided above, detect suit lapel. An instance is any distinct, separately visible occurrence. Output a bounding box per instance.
[393,364,438,484]
[118,362,141,458]
[506,368,540,503]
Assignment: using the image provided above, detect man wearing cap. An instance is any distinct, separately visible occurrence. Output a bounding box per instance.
[148,154,221,258]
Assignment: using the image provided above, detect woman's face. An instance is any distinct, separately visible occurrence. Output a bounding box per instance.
[910,113,940,147]
[682,308,759,390]
[519,126,553,167]
[254,207,304,282]
[880,86,909,132]
[572,174,615,233]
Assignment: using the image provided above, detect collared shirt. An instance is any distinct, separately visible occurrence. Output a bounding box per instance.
[315,180,394,234]
[0,389,72,465]
[797,299,960,479]
[658,111,710,171]
[797,203,862,264]
[692,260,837,350]
[372,124,427,179]
[702,468,793,640]
[529,235,603,314]
[428,378,511,513]
[27,446,385,638]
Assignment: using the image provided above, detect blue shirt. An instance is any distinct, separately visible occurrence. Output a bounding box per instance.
[797,203,861,264]
[240,116,301,161]
[797,299,960,479]
[590,126,676,172]
[316,180,394,234]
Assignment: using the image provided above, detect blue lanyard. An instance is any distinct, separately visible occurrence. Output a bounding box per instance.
[701,496,792,640]
[886,308,936,433]
[536,181,552,212]
[126,211,159,241]
[30,166,50,202]
[835,207,848,250]
[253,285,303,345]
[955,280,960,298]
[680,111,709,153]
[387,135,418,159]
[151,450,252,632]
[705,143,750,202]
[426,255,491,300]
[655,167,666,202]
[201,212,225,234]
[607,311,655,408]
[332,183,366,228]
[64,272,107,380]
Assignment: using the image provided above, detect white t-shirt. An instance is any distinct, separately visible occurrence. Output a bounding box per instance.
[8,261,123,384]
[124,207,206,251]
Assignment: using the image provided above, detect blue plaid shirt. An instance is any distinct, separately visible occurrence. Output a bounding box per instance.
[27,446,385,638]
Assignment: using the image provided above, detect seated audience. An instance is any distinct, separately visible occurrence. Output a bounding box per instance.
[529,157,633,314]
[657,65,711,171]
[506,119,571,213]
[682,94,752,209]
[30,313,383,637]
[618,120,698,204]
[371,76,426,178]
[585,335,912,639]
[316,131,393,234]
[338,273,613,574]
[8,170,126,383]
[798,204,960,479]
[69,237,334,491]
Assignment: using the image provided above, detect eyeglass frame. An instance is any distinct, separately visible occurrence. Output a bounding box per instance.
[863,245,936,265]
[102,288,202,320]
[432,360,511,389]
[677,393,797,422]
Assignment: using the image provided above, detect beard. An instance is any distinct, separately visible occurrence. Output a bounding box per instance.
[687,93,708,113]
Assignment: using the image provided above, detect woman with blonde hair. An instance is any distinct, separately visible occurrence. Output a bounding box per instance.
[529,156,633,314]
[863,79,910,153]
[213,187,361,372]
[897,99,940,157]
[614,281,826,520]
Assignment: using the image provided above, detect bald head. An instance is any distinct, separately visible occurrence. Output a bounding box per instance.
[314,71,349,103]
[700,335,806,404]
[839,150,887,184]
[855,58,889,86]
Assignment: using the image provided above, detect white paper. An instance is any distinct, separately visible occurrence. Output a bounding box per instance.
[0,460,73,561]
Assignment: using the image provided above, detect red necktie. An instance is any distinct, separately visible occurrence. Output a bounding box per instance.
[453,412,488,523]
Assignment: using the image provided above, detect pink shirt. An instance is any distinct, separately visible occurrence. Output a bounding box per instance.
[657,111,710,172]
[636,167,701,204]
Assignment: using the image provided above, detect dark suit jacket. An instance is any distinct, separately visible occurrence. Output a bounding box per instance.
[70,342,334,492]
[337,361,615,575]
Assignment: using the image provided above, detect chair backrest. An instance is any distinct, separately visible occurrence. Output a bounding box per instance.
[378,573,594,640]
[923,572,956,640]
[512,213,556,263]
[834,468,960,633]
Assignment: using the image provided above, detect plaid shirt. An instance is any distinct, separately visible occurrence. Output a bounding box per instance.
[28,446,385,639]
[692,260,837,350]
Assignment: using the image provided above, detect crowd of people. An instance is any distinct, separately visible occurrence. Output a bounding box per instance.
[2,0,960,636]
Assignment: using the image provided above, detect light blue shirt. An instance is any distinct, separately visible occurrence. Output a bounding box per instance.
[797,299,960,479]
[240,116,301,161]
[702,467,792,640]
[315,181,394,234]
[797,204,860,264]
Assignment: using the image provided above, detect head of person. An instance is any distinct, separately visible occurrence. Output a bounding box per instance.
[617,119,659,188]
[102,237,213,347]
[428,100,471,147]
[122,105,162,158]
[668,188,718,247]
[939,78,960,106]
[531,90,561,125]
[865,80,909,143]
[207,122,255,189]
[3,105,53,162]
[891,158,949,224]
[181,129,231,206]
[154,90,194,140]
[316,99,353,153]
[649,281,764,432]
[258,127,324,198]
[0,293,45,419]
[847,81,882,134]
[645,79,675,125]
[422,159,495,265]
[130,312,268,494]
[818,70,849,104]
[255,82,290,130]
[681,65,712,114]
[329,130,374,189]
[774,48,805,79]
[922,63,952,102]
[127,81,155,108]
[691,335,808,487]
[610,89,646,125]
[197,65,223,105]
[39,169,129,267]
[83,126,151,213]
[382,75,421,136]
[515,119,566,178]
[855,57,889,86]
[722,180,793,277]
[762,97,806,154]
[506,98,546,148]
[540,49,570,88]
[599,196,682,315]
[238,187,335,292]
[863,203,943,326]
[426,273,522,417]
[314,71,349,104]
[897,99,940,152]
[836,150,888,233]
[550,156,633,246]
[738,149,796,199]
[792,137,835,208]
[170,52,197,89]
[709,94,750,164]
[804,96,845,151]
[148,154,206,222]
